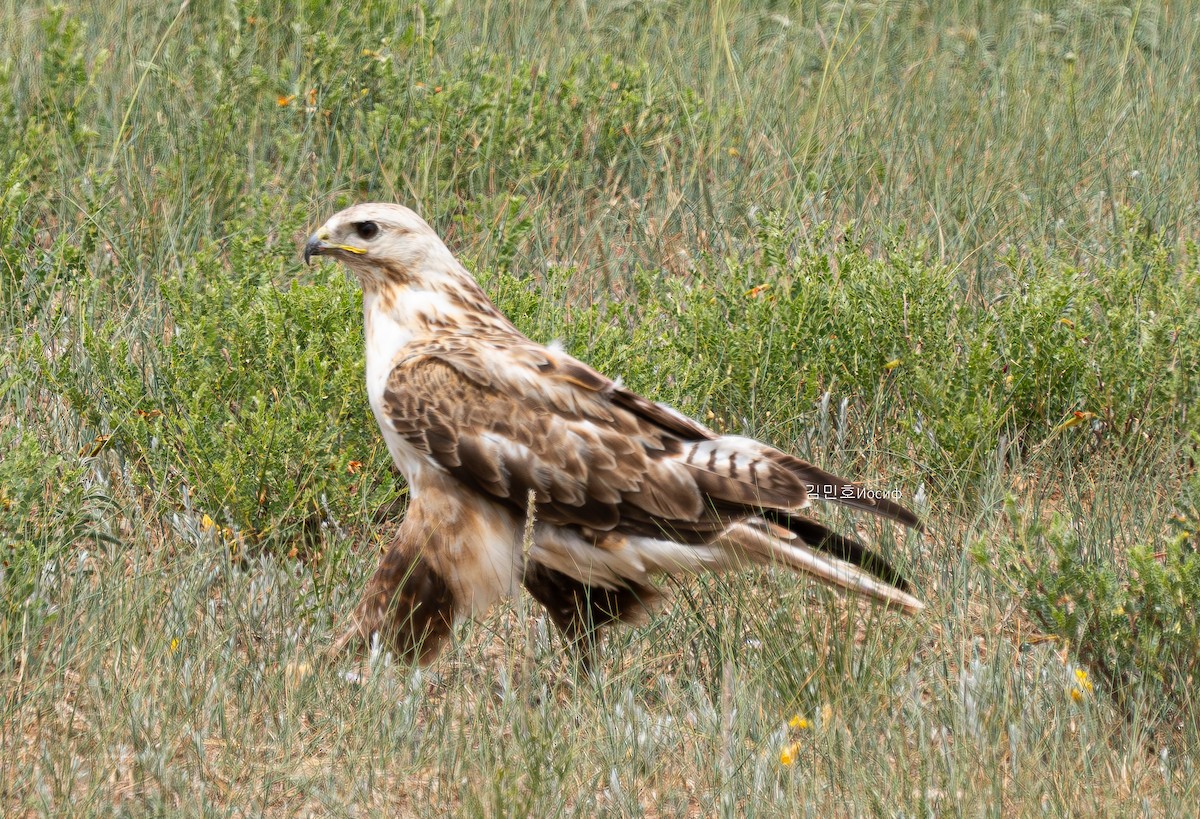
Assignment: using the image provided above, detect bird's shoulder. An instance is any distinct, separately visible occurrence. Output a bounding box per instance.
[383,331,712,441]
[375,332,716,528]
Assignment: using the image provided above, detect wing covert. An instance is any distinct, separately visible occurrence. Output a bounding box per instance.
[378,350,714,535]
[377,337,917,538]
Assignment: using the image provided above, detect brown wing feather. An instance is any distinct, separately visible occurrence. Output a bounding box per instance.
[556,348,920,528]
[380,338,919,538]
[381,354,706,535]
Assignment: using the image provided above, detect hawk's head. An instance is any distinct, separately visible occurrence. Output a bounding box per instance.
[304,203,454,289]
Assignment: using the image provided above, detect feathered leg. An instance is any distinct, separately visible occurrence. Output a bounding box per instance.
[522,561,656,671]
[331,536,457,664]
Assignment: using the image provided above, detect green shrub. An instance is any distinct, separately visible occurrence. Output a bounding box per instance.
[988,488,1200,723]
[54,204,400,553]
[492,215,1200,481]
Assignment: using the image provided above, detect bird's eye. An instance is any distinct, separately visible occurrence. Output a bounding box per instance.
[354,221,380,240]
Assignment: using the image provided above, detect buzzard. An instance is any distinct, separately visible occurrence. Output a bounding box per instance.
[304,204,923,665]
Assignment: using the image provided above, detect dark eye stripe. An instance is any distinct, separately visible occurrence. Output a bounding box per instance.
[354,221,380,240]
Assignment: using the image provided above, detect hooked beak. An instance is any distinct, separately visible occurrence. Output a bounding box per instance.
[303,235,327,266]
[303,234,367,265]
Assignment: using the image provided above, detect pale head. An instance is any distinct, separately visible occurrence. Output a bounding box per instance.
[304,203,456,290]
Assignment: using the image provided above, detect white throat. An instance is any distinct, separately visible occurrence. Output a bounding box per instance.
[362,286,457,494]
[362,289,412,411]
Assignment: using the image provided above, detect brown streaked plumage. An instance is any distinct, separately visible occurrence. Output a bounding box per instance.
[306,203,925,666]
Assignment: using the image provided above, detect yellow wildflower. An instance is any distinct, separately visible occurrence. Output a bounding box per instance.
[789,716,811,730]
[779,742,801,766]
[170,638,180,653]
[1053,410,1095,433]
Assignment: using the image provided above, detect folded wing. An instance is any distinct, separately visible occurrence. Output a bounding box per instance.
[378,335,921,603]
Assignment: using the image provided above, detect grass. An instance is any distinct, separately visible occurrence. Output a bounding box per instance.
[3,0,1199,813]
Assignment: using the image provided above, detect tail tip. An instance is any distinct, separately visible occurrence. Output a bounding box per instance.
[889,590,925,615]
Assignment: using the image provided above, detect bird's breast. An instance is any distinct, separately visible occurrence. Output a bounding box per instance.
[363,294,432,491]
[364,300,410,408]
